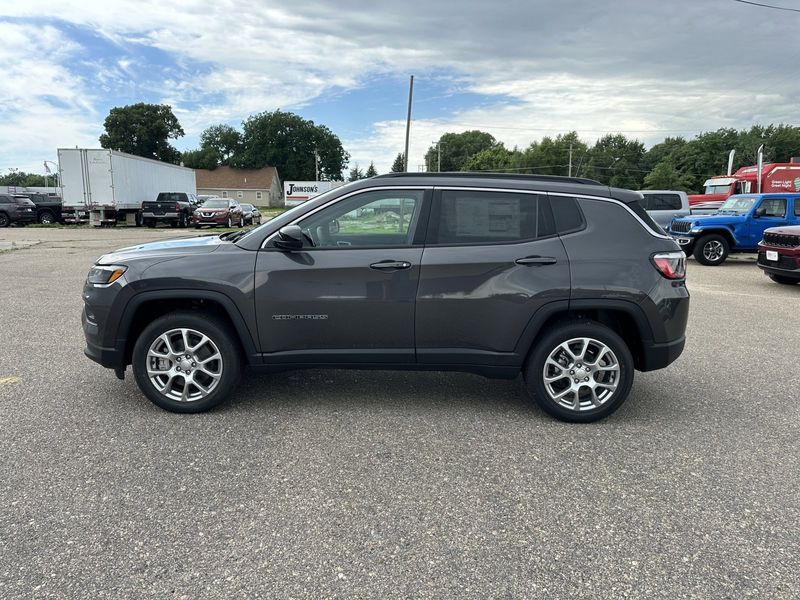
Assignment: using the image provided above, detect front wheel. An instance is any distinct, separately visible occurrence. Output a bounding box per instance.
[226,216,232,228]
[239,216,244,227]
[693,234,729,266]
[0,213,9,227]
[38,212,55,224]
[524,321,634,423]
[768,274,799,285]
[132,312,242,413]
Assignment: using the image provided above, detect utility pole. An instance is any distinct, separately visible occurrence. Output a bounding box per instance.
[435,141,446,172]
[314,150,320,181]
[403,75,414,172]
[568,143,573,177]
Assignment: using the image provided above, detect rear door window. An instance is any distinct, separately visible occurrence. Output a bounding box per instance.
[428,190,554,245]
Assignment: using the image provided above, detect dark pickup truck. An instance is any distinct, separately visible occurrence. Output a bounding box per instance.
[141,192,199,228]
[19,193,63,224]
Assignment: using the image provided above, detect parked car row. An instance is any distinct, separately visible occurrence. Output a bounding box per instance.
[0,192,63,226]
[663,192,800,285]
[138,194,264,229]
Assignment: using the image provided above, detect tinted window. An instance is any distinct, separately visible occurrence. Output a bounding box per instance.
[156,193,187,203]
[795,199,800,217]
[202,199,228,208]
[759,197,786,217]
[551,196,586,234]
[430,191,552,245]
[644,193,682,210]
[299,190,423,248]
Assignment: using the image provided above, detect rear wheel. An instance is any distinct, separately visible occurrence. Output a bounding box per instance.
[145,219,156,228]
[132,311,242,413]
[524,320,634,423]
[178,213,187,228]
[226,216,232,228]
[38,211,55,224]
[768,274,799,285]
[693,234,729,266]
[0,213,9,227]
[239,216,244,227]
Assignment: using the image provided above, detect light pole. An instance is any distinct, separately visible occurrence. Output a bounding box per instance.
[433,141,446,172]
[43,161,59,193]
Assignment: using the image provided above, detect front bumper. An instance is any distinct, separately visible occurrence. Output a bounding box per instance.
[194,213,229,225]
[670,234,695,251]
[757,246,800,279]
[82,306,125,369]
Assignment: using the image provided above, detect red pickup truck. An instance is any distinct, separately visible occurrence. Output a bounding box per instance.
[690,162,800,211]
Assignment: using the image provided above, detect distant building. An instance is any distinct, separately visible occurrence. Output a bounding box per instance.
[195,166,282,207]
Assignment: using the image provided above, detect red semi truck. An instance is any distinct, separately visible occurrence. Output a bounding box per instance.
[689,148,800,209]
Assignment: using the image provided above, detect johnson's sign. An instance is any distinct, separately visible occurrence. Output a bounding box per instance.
[284,181,344,206]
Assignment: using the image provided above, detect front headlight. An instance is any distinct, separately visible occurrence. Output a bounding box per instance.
[87,265,127,286]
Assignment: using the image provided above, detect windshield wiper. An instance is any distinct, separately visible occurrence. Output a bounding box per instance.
[219,230,247,242]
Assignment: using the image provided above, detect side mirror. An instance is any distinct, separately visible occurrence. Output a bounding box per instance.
[329,219,340,235]
[754,207,766,218]
[274,225,304,250]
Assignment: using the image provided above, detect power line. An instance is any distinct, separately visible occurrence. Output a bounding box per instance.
[446,123,699,134]
[732,0,800,13]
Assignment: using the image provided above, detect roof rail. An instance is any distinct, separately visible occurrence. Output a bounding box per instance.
[373,172,603,186]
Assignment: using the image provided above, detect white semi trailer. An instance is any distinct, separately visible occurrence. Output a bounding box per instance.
[58,148,196,226]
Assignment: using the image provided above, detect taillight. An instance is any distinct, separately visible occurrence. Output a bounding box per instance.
[652,251,686,280]
[176,203,181,211]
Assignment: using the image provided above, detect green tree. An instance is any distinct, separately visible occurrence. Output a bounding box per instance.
[425,130,496,172]
[519,131,589,176]
[234,110,349,180]
[180,147,219,170]
[200,124,241,165]
[583,134,646,188]
[99,102,184,163]
[0,171,47,187]
[462,144,515,171]
[391,153,405,172]
[347,164,365,181]
[364,162,378,178]
[642,161,696,191]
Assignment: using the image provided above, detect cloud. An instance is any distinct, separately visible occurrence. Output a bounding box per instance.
[2,1,800,174]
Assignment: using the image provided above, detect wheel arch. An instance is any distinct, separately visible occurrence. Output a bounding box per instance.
[696,228,736,246]
[515,300,653,371]
[118,290,259,366]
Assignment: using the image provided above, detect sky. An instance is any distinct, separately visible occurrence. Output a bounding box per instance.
[1,0,799,177]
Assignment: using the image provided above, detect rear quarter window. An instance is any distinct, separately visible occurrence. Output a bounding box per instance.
[550,196,586,234]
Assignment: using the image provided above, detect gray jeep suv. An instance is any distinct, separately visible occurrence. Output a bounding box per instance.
[83,173,689,422]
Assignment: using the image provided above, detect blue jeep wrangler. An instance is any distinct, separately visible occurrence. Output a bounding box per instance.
[668,193,800,265]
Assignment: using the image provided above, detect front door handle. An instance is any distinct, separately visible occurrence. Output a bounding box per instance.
[370,260,412,270]
[515,256,557,266]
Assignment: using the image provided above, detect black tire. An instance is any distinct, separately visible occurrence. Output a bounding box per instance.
[227,216,232,228]
[194,224,201,229]
[0,213,9,227]
[132,311,242,413]
[693,234,729,266]
[239,216,244,228]
[768,274,799,285]
[146,219,156,228]
[523,320,634,423]
[38,211,55,225]
[179,213,187,228]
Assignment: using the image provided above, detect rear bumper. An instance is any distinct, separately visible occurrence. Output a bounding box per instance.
[639,336,686,371]
[757,247,800,278]
[142,211,179,219]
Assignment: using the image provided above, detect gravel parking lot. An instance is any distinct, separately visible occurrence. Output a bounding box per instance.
[1,227,798,598]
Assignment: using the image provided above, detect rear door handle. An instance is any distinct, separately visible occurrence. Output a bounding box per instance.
[370,260,412,270]
[515,256,557,266]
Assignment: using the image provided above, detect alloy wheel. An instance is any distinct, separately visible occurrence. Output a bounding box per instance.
[146,328,223,402]
[703,240,724,262]
[542,337,620,412]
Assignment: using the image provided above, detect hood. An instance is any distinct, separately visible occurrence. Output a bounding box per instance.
[97,235,224,265]
[674,213,747,226]
[764,225,800,236]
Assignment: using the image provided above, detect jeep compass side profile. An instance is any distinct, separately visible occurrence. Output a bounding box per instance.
[82,174,689,422]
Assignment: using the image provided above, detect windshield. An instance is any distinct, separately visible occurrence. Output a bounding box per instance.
[240,204,254,210]
[718,195,757,213]
[704,184,731,195]
[202,199,228,208]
